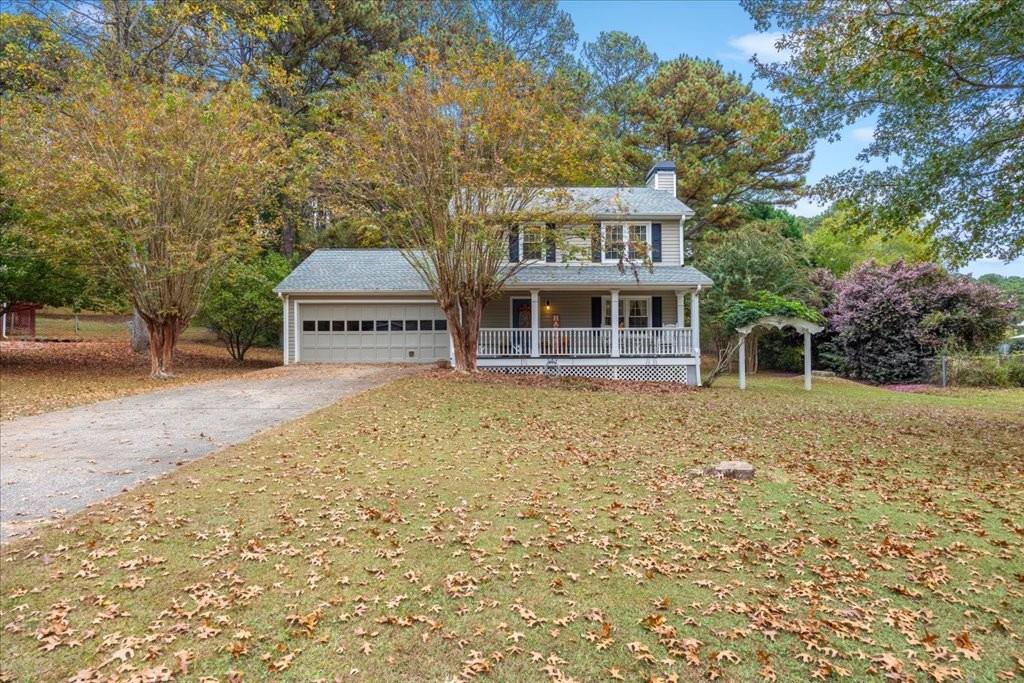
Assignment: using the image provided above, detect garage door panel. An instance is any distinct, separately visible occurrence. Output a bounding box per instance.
[299,302,448,364]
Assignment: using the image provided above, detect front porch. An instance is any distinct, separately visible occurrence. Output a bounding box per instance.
[474,288,703,384]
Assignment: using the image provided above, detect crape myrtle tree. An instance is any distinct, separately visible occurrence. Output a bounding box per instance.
[827,261,1016,383]
[2,74,283,377]
[743,0,1024,263]
[322,40,619,371]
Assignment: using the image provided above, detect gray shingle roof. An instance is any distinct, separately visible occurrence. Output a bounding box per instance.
[547,187,694,217]
[274,249,712,293]
[274,249,427,293]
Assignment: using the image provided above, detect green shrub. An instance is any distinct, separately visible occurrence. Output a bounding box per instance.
[197,252,292,361]
[758,332,805,372]
[1006,356,1024,387]
[947,356,1010,388]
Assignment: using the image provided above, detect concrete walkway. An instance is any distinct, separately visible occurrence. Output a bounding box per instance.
[0,365,419,541]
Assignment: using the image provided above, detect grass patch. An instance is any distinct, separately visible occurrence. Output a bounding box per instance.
[1,375,1021,682]
[0,341,278,420]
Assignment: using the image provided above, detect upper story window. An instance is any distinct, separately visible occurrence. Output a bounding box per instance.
[510,225,554,263]
[521,227,543,260]
[602,222,650,262]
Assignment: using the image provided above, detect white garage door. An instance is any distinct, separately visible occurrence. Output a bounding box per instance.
[298,303,450,363]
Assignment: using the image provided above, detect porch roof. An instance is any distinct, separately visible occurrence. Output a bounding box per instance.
[275,249,713,294]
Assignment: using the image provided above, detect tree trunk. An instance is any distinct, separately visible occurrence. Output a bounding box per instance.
[281,213,295,258]
[129,309,150,353]
[446,298,484,372]
[145,317,182,378]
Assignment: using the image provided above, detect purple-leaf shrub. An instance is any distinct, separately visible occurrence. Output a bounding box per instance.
[826,261,1016,384]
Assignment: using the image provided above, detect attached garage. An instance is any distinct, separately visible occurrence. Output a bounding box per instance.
[296,301,449,364]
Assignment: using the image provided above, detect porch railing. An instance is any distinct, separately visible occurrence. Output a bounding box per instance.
[539,327,611,356]
[477,327,693,358]
[619,327,693,356]
[479,328,532,358]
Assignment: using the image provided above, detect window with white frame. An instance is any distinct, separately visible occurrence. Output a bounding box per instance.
[521,227,544,260]
[602,222,650,262]
[602,296,650,328]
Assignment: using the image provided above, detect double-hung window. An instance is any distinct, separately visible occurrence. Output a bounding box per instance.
[521,227,543,260]
[601,296,650,328]
[602,222,650,262]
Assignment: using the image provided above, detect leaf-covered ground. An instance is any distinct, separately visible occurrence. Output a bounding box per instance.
[0,341,278,420]
[1,374,1022,682]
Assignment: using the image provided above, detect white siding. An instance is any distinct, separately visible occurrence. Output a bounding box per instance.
[647,171,676,195]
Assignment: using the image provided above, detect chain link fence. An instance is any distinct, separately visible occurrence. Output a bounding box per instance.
[922,353,1024,388]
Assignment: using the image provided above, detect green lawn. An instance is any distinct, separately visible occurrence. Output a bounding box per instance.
[1,374,1022,682]
[32,309,217,343]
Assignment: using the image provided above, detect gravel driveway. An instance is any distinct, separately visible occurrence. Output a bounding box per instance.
[0,364,419,542]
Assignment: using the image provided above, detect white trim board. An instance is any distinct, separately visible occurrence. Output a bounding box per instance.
[477,356,699,367]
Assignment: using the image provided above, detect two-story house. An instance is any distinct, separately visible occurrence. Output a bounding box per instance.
[273,161,714,385]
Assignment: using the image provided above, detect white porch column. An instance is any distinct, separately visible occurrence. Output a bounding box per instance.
[610,290,620,358]
[530,290,540,357]
[690,290,701,385]
[804,330,812,391]
[738,334,747,390]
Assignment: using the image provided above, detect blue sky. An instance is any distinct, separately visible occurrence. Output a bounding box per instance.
[560,0,1022,277]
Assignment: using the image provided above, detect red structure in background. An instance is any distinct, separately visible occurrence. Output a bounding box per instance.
[0,303,43,337]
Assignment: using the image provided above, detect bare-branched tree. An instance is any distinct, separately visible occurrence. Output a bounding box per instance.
[322,41,615,371]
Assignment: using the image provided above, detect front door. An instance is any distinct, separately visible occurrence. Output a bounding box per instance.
[511,298,532,328]
[510,298,532,356]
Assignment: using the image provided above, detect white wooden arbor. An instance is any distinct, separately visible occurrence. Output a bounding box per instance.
[736,316,823,391]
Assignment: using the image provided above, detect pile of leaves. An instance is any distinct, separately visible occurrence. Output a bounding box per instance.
[1,375,1021,681]
[0,341,278,420]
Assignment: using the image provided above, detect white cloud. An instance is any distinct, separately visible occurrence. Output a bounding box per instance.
[726,32,790,64]
[851,126,875,143]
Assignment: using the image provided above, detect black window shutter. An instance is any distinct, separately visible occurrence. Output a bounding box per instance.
[652,296,663,327]
[545,223,556,262]
[508,231,519,262]
[591,223,601,262]
[591,297,602,327]
[651,223,662,262]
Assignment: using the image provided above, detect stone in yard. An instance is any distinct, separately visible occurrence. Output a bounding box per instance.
[711,460,755,480]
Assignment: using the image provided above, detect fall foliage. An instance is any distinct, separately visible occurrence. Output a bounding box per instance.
[1,74,284,377]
